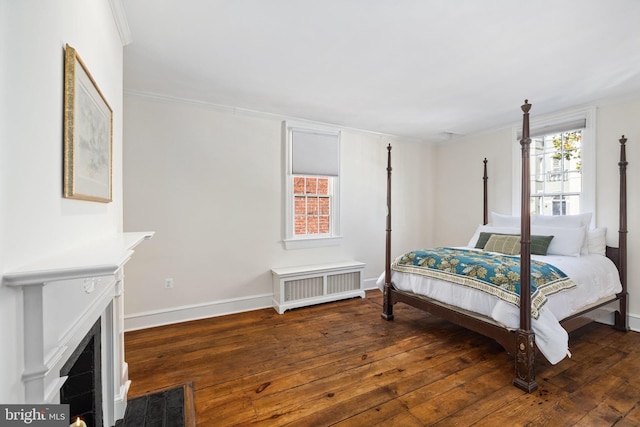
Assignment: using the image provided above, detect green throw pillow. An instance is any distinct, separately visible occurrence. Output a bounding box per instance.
[476,232,554,256]
[530,235,554,256]
[484,234,521,255]
[475,232,515,249]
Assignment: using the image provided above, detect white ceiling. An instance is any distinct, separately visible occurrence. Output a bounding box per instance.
[122,0,640,141]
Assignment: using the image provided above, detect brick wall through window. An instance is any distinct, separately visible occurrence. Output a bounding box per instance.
[294,176,330,235]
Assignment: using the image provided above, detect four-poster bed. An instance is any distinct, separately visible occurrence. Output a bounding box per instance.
[381,100,629,392]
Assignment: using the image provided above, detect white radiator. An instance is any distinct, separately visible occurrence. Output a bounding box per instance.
[271,261,366,314]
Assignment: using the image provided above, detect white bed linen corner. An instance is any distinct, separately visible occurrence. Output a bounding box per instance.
[377,247,622,365]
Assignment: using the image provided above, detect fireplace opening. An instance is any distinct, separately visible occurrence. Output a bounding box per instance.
[60,319,103,427]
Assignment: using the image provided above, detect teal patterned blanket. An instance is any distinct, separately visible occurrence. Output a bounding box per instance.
[392,247,576,319]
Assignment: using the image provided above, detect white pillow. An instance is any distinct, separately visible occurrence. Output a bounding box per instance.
[467,224,520,248]
[490,212,520,227]
[531,225,586,257]
[533,213,592,254]
[587,227,607,256]
[533,212,592,228]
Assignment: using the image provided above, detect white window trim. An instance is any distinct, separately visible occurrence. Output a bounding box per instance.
[282,121,343,249]
[511,106,596,225]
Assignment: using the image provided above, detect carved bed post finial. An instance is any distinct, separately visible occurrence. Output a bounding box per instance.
[521,100,531,139]
[619,135,628,171]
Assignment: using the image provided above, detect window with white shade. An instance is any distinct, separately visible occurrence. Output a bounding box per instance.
[284,124,341,249]
[512,107,595,221]
[530,128,583,215]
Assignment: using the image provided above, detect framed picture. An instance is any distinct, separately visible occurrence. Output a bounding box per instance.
[63,44,113,202]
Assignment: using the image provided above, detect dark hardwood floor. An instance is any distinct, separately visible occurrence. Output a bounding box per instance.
[124,290,640,426]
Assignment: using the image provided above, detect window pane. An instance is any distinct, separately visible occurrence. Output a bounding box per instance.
[307,217,319,234]
[531,155,544,175]
[293,177,305,194]
[532,176,545,195]
[531,196,543,215]
[564,194,581,215]
[532,137,545,154]
[294,196,305,215]
[317,178,329,195]
[566,171,582,192]
[551,196,566,215]
[305,177,317,194]
[307,197,319,215]
[319,197,330,215]
[295,216,307,235]
[544,176,562,194]
[319,215,330,234]
[565,148,581,171]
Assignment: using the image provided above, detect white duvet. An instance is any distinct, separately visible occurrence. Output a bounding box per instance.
[377,248,622,364]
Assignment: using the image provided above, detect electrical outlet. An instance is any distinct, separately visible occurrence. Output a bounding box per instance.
[165,278,174,289]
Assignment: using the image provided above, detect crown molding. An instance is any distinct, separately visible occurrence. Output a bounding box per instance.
[109,0,132,46]
[123,89,432,144]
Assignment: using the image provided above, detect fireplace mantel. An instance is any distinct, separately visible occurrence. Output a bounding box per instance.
[2,231,154,427]
[3,232,154,286]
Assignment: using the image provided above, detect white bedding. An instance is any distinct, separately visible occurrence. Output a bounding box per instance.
[377,248,622,364]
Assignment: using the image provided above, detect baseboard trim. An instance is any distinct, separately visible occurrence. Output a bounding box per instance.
[124,293,272,331]
[631,313,640,332]
[124,288,640,335]
[363,277,379,290]
[592,310,640,333]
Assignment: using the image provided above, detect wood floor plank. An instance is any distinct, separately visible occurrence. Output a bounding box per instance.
[405,363,516,424]
[429,384,522,426]
[195,333,455,413]
[616,403,640,426]
[202,335,485,424]
[123,290,640,426]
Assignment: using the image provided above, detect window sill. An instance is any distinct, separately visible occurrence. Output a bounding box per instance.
[283,236,343,250]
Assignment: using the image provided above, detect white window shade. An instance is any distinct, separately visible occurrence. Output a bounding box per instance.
[291,129,340,176]
[517,118,586,139]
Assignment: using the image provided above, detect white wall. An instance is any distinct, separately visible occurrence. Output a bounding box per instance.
[122,95,434,327]
[0,1,123,403]
[432,97,640,326]
[432,127,514,247]
[123,93,640,330]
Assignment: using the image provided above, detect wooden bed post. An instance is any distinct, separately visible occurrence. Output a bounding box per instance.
[382,144,394,320]
[615,135,629,331]
[483,158,489,225]
[514,100,538,393]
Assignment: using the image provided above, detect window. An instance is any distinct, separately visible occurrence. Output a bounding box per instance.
[284,123,341,249]
[512,107,595,220]
[294,176,331,235]
[530,129,582,215]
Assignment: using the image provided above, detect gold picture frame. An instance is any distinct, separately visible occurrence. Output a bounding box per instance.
[63,44,113,202]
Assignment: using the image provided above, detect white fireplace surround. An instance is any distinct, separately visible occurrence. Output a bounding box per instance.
[2,231,153,427]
